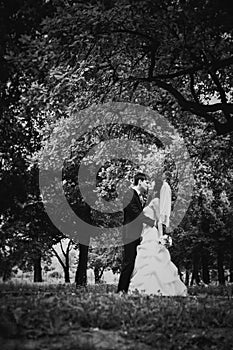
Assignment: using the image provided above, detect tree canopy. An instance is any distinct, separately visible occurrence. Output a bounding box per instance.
[0,0,233,284]
[12,0,233,135]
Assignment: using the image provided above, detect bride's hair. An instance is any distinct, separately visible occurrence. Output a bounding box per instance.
[153,179,163,195]
[146,178,163,205]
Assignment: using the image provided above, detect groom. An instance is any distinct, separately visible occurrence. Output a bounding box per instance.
[117,172,157,293]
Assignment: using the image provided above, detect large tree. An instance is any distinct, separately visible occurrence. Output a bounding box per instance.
[1,0,233,284]
[16,0,233,135]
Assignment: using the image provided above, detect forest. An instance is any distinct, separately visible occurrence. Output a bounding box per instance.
[0,0,233,288]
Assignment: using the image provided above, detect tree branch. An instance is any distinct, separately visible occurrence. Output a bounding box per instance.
[60,240,66,258]
[149,56,233,80]
[52,247,65,269]
[67,239,73,253]
[148,40,160,78]
[208,69,231,120]
[127,76,233,135]
[129,76,233,113]
[132,51,147,70]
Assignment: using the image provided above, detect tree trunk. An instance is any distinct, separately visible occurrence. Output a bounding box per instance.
[94,267,101,284]
[177,266,184,282]
[217,247,225,285]
[201,248,210,285]
[1,261,12,282]
[64,266,70,283]
[230,241,233,283]
[190,248,200,286]
[52,240,72,283]
[75,244,89,287]
[34,254,42,282]
[75,204,92,287]
[185,270,190,287]
[94,267,105,284]
[2,264,12,282]
[64,245,70,283]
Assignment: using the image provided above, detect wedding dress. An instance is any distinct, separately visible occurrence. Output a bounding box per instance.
[129,198,187,296]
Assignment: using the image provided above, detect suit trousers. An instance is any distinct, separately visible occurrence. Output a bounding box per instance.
[117,238,141,293]
[162,224,167,235]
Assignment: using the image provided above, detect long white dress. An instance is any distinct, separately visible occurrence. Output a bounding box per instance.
[129,198,187,296]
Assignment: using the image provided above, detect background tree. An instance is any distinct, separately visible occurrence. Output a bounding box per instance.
[16,0,233,135]
[52,238,76,283]
[1,0,233,285]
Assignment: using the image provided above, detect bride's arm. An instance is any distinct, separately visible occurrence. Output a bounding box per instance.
[157,220,163,239]
[155,199,164,238]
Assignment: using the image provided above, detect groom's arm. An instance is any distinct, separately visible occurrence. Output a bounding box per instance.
[139,212,156,227]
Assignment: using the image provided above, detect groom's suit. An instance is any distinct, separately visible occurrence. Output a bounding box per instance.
[117,188,155,293]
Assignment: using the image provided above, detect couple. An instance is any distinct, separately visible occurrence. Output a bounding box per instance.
[117,172,187,296]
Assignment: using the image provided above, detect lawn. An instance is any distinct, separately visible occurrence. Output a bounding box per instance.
[0,282,233,350]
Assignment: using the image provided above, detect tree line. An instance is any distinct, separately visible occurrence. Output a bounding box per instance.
[0,0,233,286]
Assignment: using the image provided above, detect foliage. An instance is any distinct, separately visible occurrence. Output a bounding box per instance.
[0,166,63,280]
[1,0,233,283]
[16,0,233,135]
[88,230,123,282]
[0,0,62,279]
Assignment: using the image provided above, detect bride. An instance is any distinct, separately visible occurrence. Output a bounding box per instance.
[129,196,187,296]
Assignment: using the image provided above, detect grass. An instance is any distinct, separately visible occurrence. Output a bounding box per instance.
[0,282,233,349]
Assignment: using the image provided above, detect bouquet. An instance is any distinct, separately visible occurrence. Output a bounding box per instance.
[159,234,172,248]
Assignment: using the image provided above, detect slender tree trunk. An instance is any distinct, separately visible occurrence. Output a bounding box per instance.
[2,260,12,281]
[230,241,233,283]
[75,244,89,287]
[75,204,92,287]
[34,253,42,282]
[2,266,11,281]
[52,240,73,283]
[177,266,184,282]
[185,270,190,287]
[217,247,225,285]
[94,267,105,284]
[190,248,200,286]
[202,248,210,285]
[2,271,8,282]
[64,246,70,283]
[64,266,70,283]
[94,267,101,284]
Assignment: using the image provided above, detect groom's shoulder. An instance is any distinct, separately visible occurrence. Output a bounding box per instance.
[124,187,135,196]
[123,188,135,201]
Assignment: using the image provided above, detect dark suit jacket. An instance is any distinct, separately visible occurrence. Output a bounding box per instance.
[122,189,155,243]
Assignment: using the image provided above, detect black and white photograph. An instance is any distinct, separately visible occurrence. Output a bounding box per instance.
[0,0,233,349]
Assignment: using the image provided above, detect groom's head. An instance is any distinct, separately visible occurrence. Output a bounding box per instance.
[134,172,149,194]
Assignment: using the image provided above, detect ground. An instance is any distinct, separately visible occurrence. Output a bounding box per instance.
[0,283,233,350]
